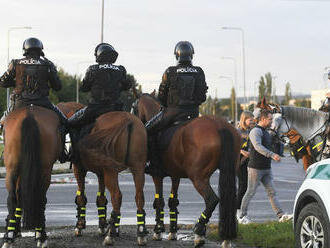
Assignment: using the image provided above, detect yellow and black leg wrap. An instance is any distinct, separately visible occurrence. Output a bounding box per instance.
[168,194,179,233]
[96,192,108,230]
[109,210,121,237]
[75,191,87,229]
[35,227,47,243]
[14,208,22,236]
[3,218,16,243]
[153,194,165,234]
[137,210,148,237]
[193,211,209,236]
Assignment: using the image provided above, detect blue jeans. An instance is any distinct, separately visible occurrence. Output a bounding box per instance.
[239,167,283,218]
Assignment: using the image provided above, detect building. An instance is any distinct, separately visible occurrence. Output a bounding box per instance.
[311,89,328,110]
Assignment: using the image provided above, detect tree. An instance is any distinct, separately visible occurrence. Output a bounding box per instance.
[265,72,272,102]
[258,76,266,101]
[284,82,292,105]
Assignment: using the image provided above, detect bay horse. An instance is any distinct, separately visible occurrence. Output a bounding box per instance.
[2,106,63,248]
[57,102,110,236]
[57,102,148,246]
[133,93,240,248]
[256,98,325,171]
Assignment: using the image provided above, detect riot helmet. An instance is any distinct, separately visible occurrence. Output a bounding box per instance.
[174,41,194,64]
[95,43,118,63]
[23,37,44,56]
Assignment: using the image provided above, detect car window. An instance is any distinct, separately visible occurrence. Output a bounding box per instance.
[306,164,330,180]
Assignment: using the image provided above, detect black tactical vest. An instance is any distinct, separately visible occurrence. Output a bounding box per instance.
[248,126,272,170]
[87,64,126,104]
[166,66,200,108]
[15,58,51,99]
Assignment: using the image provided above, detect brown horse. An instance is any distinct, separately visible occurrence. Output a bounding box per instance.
[134,94,240,248]
[2,106,62,248]
[57,102,148,246]
[57,102,110,235]
[256,98,316,171]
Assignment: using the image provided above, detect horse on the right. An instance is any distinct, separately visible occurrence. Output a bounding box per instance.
[134,93,240,248]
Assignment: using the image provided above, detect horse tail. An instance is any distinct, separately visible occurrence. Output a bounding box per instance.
[20,113,43,229]
[80,119,133,170]
[218,128,238,240]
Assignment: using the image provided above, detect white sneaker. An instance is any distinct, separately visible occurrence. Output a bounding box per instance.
[238,215,251,224]
[278,213,293,222]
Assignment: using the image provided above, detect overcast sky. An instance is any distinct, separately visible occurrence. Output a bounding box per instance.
[0,0,330,99]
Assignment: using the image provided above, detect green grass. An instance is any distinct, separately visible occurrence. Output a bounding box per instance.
[208,221,295,248]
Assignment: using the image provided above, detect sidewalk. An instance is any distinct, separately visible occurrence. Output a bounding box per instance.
[0,161,72,176]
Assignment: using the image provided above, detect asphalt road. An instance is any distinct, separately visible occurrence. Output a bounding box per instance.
[0,154,306,229]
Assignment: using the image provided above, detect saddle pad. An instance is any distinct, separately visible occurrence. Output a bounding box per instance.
[157,120,190,151]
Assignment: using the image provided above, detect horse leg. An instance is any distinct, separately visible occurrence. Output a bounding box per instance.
[2,175,18,248]
[96,173,108,236]
[151,176,165,241]
[168,177,180,241]
[192,179,219,248]
[73,164,87,236]
[133,168,147,246]
[103,171,122,246]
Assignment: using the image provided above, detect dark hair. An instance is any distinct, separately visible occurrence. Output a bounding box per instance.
[260,109,271,120]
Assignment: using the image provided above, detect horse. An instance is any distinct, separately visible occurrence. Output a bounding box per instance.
[133,93,240,248]
[2,105,63,248]
[256,98,326,171]
[57,102,148,246]
[57,102,110,235]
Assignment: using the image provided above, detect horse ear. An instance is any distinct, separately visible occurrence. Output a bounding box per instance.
[151,90,156,97]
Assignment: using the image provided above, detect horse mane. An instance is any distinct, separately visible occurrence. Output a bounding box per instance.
[281,106,329,140]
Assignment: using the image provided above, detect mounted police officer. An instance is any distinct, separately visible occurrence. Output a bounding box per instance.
[68,43,131,161]
[146,41,208,132]
[0,37,68,162]
[145,41,208,175]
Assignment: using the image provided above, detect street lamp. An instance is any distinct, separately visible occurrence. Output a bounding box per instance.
[219,75,238,124]
[101,0,105,42]
[221,56,238,123]
[7,26,32,108]
[222,26,247,105]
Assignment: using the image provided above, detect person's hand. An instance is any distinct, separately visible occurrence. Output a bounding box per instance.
[271,153,281,162]
[240,150,249,157]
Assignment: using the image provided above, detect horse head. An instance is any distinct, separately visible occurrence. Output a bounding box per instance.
[132,93,161,124]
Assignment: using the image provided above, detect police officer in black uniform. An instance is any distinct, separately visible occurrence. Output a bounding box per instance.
[145,41,208,175]
[0,37,68,162]
[146,41,208,132]
[68,43,131,160]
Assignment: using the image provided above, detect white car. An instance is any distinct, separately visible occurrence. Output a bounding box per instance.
[293,159,330,248]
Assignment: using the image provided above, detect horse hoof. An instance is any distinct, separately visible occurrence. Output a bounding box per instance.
[194,234,205,248]
[103,236,114,246]
[1,242,13,248]
[137,236,147,246]
[168,232,177,241]
[41,240,48,248]
[74,227,82,237]
[98,227,106,236]
[152,232,162,241]
[221,240,232,248]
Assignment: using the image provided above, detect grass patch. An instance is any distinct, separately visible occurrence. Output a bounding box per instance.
[208,221,294,248]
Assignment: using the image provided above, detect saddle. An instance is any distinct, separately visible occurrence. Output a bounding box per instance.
[146,118,191,177]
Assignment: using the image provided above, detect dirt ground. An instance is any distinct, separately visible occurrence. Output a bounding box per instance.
[2,225,225,248]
